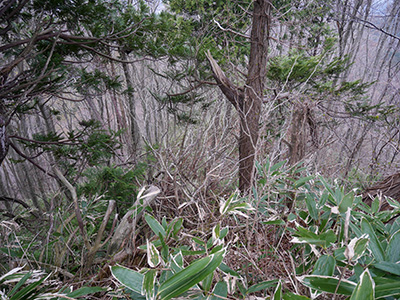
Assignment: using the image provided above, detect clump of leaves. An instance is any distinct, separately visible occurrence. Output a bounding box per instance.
[291,177,400,299]
[78,164,147,210]
[109,190,285,299]
[247,159,400,299]
[0,266,104,299]
[255,160,400,299]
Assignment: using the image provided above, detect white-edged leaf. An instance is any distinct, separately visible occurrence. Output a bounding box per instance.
[386,197,400,209]
[142,269,157,300]
[146,240,161,268]
[386,229,400,262]
[298,275,356,295]
[110,265,144,294]
[157,249,225,300]
[345,235,369,262]
[361,218,385,262]
[350,269,374,300]
[312,255,335,276]
[170,251,184,273]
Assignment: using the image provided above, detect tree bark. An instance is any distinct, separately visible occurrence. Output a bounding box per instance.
[0,112,9,165]
[120,51,141,159]
[240,0,270,192]
[206,0,271,193]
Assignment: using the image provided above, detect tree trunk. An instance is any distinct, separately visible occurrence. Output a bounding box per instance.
[0,112,9,165]
[239,0,270,191]
[120,51,141,159]
[206,0,271,193]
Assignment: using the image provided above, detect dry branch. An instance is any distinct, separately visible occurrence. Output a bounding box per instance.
[54,168,91,249]
[205,50,243,110]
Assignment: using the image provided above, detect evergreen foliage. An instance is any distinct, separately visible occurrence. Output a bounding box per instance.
[78,164,147,209]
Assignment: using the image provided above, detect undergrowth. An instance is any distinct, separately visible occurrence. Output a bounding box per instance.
[1,159,400,299]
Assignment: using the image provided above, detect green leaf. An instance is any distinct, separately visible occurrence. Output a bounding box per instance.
[202,273,214,292]
[142,269,157,299]
[320,230,338,245]
[361,218,385,262]
[283,293,311,299]
[173,218,183,236]
[273,281,282,300]
[162,216,168,230]
[339,191,354,213]
[111,265,144,294]
[8,272,32,298]
[160,234,169,263]
[312,255,335,276]
[270,160,286,173]
[67,286,106,298]
[298,275,356,295]
[145,213,166,237]
[157,249,225,300]
[208,281,228,300]
[350,269,374,300]
[318,177,336,200]
[375,280,400,299]
[371,197,380,214]
[218,263,241,278]
[10,273,47,300]
[180,249,206,256]
[294,175,314,188]
[292,227,336,248]
[386,229,400,263]
[247,279,279,294]
[263,219,286,225]
[220,227,228,239]
[305,193,319,221]
[373,261,400,276]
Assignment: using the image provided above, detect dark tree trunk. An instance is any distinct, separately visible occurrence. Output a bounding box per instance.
[239,0,270,191]
[0,112,9,165]
[206,0,271,193]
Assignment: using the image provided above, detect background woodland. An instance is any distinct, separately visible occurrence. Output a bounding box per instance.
[1,0,400,299]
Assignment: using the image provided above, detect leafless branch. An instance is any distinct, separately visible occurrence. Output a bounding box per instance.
[54,167,91,250]
[9,142,56,177]
[352,16,400,41]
